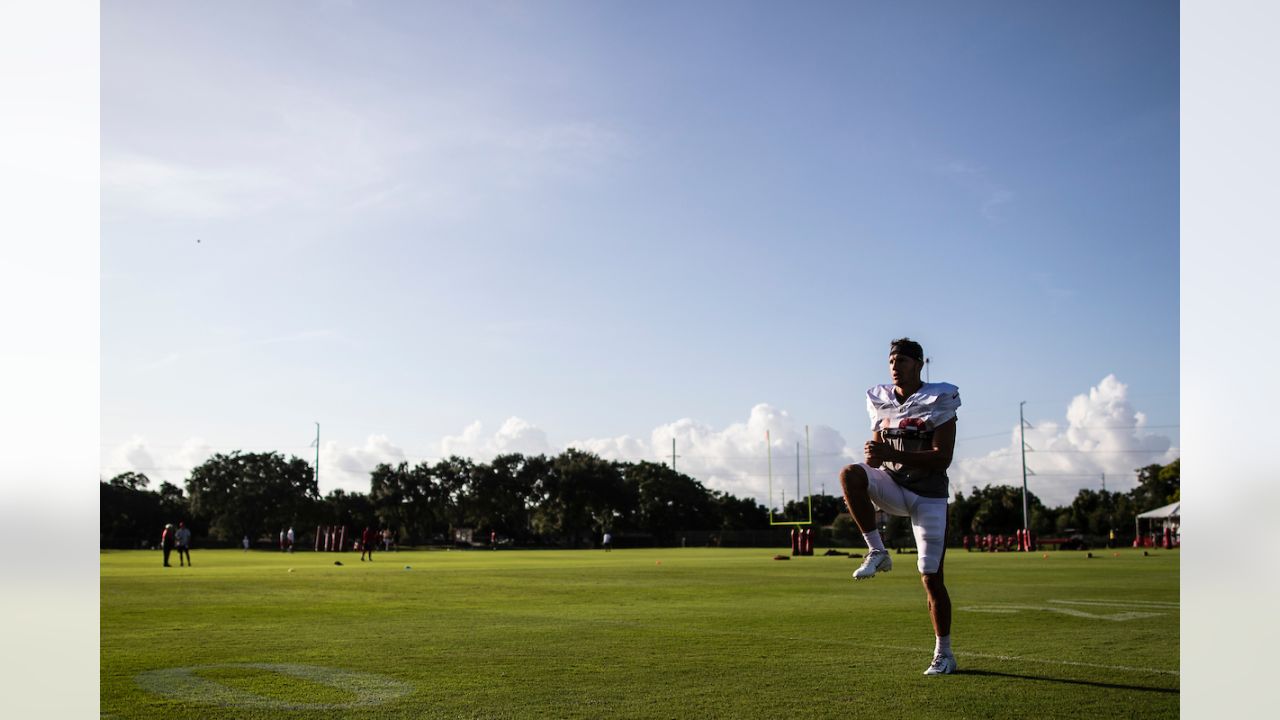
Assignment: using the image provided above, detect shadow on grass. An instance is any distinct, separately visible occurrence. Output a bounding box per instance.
[960,669,1178,695]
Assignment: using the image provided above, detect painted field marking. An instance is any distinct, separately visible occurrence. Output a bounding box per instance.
[960,604,1165,621]
[134,663,412,710]
[568,616,1180,678]
[870,645,1181,677]
[1048,598,1179,609]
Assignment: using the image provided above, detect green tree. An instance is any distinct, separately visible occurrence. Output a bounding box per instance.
[370,461,413,542]
[431,455,474,532]
[1132,460,1179,510]
[711,491,769,530]
[185,451,318,541]
[533,450,629,547]
[101,475,164,547]
[108,471,151,491]
[320,489,376,533]
[831,513,860,547]
[781,493,845,526]
[370,460,456,545]
[458,453,542,541]
[624,461,715,543]
[951,484,1045,537]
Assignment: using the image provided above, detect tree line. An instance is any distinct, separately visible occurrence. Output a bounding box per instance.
[100,449,1179,549]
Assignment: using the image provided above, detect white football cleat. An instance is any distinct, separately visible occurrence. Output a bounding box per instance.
[923,653,957,676]
[852,550,893,579]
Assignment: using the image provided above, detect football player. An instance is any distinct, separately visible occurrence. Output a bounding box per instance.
[839,337,960,675]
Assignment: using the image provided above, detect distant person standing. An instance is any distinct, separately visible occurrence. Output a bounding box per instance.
[279,529,286,552]
[384,528,394,552]
[602,531,613,552]
[175,522,192,567]
[161,524,175,567]
[287,527,295,553]
[361,527,375,561]
[242,535,250,551]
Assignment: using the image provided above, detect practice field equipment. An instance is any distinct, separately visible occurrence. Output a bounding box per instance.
[788,527,816,556]
[316,525,349,552]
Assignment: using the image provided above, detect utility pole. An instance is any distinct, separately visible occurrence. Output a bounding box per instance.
[1019,402,1030,534]
[313,422,320,487]
[925,357,931,383]
[1103,472,1111,535]
[671,438,678,472]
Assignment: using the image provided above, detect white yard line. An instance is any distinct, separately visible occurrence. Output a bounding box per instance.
[1048,599,1180,609]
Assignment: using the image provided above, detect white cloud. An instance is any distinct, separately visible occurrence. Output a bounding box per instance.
[440,417,555,461]
[172,438,215,476]
[320,434,408,495]
[569,404,854,508]
[434,406,850,508]
[951,374,1178,507]
[103,379,1176,510]
[109,435,154,479]
[103,435,212,488]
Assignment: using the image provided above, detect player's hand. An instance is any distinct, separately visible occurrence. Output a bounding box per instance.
[863,440,883,467]
[865,440,893,465]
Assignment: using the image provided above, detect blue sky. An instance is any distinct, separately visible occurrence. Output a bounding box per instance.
[101,1,1179,506]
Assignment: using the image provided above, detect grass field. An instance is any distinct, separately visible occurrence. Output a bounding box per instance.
[101,546,1179,719]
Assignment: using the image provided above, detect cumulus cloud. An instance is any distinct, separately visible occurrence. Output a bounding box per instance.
[429,406,851,508]
[951,374,1178,507]
[103,378,1176,510]
[108,435,155,480]
[319,434,409,495]
[440,417,554,461]
[569,404,854,508]
[100,434,399,496]
[102,435,212,488]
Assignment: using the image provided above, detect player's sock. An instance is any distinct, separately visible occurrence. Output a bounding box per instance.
[935,634,952,656]
[862,531,886,553]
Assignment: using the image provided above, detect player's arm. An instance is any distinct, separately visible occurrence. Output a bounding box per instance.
[866,419,956,471]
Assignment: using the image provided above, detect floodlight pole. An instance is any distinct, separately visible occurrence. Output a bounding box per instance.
[1019,402,1029,533]
[314,422,320,487]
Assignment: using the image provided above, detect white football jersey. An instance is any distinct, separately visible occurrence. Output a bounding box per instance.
[865,382,961,432]
[864,382,960,499]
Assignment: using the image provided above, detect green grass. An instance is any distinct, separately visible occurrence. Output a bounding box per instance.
[101,547,1179,719]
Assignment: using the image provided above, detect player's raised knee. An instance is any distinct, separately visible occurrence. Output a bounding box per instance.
[840,463,868,491]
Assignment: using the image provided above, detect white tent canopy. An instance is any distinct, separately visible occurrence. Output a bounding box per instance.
[1135,501,1180,545]
[1136,501,1180,520]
